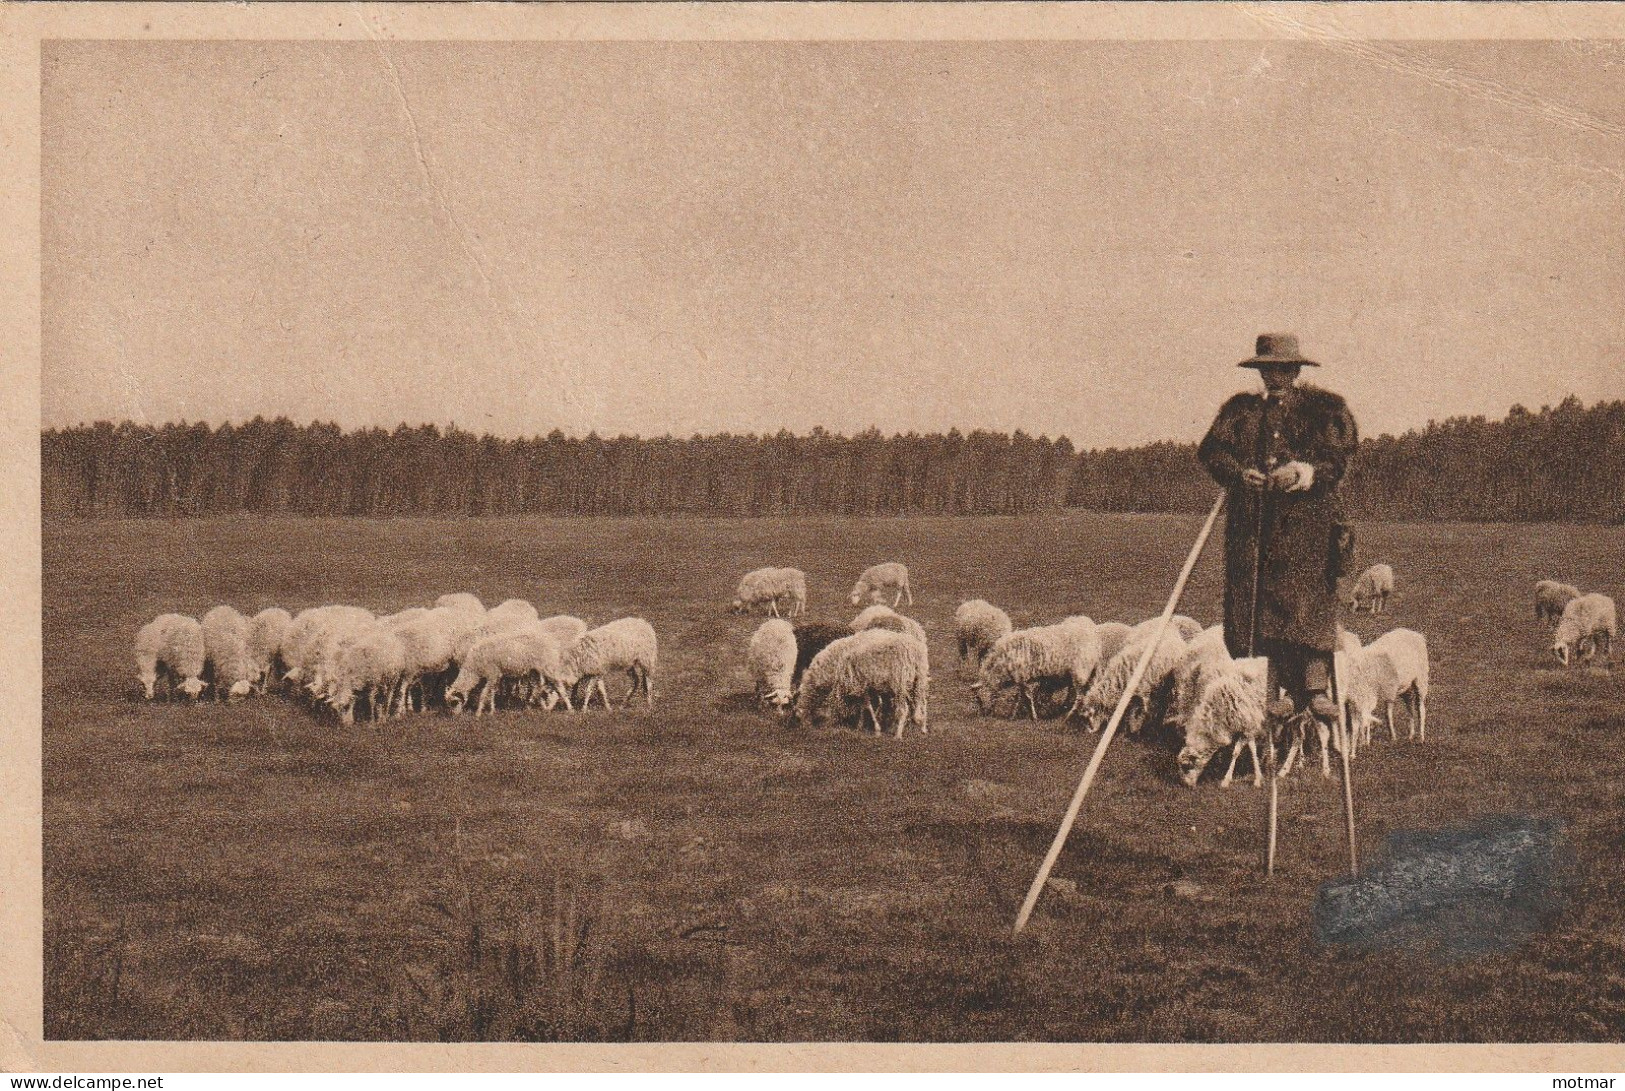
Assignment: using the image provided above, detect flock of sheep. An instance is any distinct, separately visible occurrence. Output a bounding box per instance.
[130,552,1614,788]
[738,561,1439,789]
[1536,580,1617,666]
[133,595,658,723]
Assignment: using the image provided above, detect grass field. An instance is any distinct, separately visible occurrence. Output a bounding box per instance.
[42,512,1625,1042]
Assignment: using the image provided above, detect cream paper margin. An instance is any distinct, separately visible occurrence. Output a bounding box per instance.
[3,0,1624,1073]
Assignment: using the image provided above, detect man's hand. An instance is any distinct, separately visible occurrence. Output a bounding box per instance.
[1240,469,1268,489]
[1270,461,1315,492]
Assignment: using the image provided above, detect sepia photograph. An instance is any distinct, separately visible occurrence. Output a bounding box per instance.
[7,0,1625,1071]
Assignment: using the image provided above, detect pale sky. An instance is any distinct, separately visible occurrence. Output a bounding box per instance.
[41,40,1625,447]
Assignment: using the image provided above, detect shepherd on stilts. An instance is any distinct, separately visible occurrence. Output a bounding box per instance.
[1197,333,1361,874]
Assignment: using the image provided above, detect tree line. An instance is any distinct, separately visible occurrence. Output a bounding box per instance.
[40,396,1625,522]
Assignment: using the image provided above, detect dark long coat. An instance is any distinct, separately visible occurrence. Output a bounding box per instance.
[1197,383,1359,656]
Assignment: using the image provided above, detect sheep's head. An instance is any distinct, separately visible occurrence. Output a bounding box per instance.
[178,677,207,700]
[911,696,928,726]
[1553,641,1571,667]
[1177,745,1214,787]
[762,688,791,714]
[138,675,156,701]
[730,598,746,614]
[969,678,991,714]
[227,679,253,701]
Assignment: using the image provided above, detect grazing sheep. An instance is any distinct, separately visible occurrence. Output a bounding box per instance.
[388,611,464,712]
[133,613,207,700]
[733,567,807,618]
[1338,627,1430,747]
[247,607,293,692]
[453,603,546,664]
[972,617,1102,721]
[1137,614,1203,643]
[1535,580,1581,626]
[201,605,258,701]
[1178,656,1268,788]
[1075,623,1188,734]
[380,607,431,628]
[1166,625,1232,732]
[434,593,486,615]
[556,617,659,710]
[747,618,798,711]
[1094,621,1133,666]
[954,600,1012,669]
[850,604,926,647]
[281,605,377,686]
[487,598,540,627]
[304,612,379,700]
[446,624,569,715]
[325,624,408,725]
[849,562,912,608]
[1346,563,1396,614]
[791,621,852,688]
[834,628,930,738]
[1553,592,1616,667]
[793,628,922,732]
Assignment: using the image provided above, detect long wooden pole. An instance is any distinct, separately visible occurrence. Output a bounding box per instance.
[1012,492,1227,935]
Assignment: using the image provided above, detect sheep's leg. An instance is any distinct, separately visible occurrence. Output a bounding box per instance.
[769,600,779,618]
[1386,701,1397,742]
[1024,683,1039,721]
[1278,735,1302,779]
[1317,720,1331,779]
[1417,690,1426,742]
[894,700,908,740]
[1220,741,1243,788]
[595,678,610,710]
[904,583,913,606]
[555,683,573,712]
[891,589,902,608]
[1247,737,1263,787]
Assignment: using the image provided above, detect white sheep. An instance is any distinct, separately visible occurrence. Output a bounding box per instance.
[733,567,807,618]
[1346,563,1396,614]
[304,612,379,701]
[133,613,207,700]
[281,605,376,686]
[387,610,465,712]
[380,606,431,627]
[247,607,293,691]
[792,631,875,728]
[1135,614,1203,643]
[446,624,569,715]
[434,593,486,615]
[325,623,408,725]
[1166,625,1232,732]
[849,562,912,608]
[488,598,540,627]
[747,618,798,711]
[1178,656,1267,788]
[850,604,927,647]
[200,605,258,701]
[1535,580,1581,627]
[972,617,1102,721]
[954,600,1012,670]
[556,617,659,710]
[1336,626,1362,654]
[452,603,545,664]
[1075,623,1188,734]
[1337,627,1430,747]
[834,628,930,738]
[1553,592,1616,667]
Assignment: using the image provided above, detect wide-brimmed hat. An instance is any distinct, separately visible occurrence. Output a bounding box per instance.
[1238,332,1320,369]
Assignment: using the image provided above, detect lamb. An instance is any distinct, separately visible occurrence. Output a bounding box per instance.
[732,567,807,618]
[1178,656,1267,788]
[446,624,569,715]
[1075,623,1188,734]
[791,621,852,688]
[850,604,926,647]
[747,618,798,711]
[246,607,293,692]
[833,628,930,738]
[1553,592,1616,667]
[972,617,1102,721]
[133,613,207,700]
[1346,563,1395,614]
[200,605,258,701]
[556,617,659,710]
[1337,627,1430,746]
[849,562,912,608]
[954,600,1012,669]
[325,623,408,725]
[1535,580,1581,626]
[434,593,486,615]
[1166,625,1232,732]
